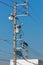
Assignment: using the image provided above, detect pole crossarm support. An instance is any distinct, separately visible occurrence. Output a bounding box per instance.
[16,3,27,6]
[17,14,29,16]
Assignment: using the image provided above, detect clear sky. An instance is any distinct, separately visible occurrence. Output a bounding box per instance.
[0,0,43,65]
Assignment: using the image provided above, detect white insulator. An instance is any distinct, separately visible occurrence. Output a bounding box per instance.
[16,25,21,33]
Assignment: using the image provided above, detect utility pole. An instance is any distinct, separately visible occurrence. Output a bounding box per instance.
[9,0,29,65]
[13,3,17,65]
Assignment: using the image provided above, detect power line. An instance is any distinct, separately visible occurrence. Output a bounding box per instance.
[0,59,31,65]
[29,14,39,24]
[0,59,10,62]
[28,1,42,24]
[0,38,12,44]
[0,39,13,55]
[10,0,14,3]
[22,56,37,65]
[0,58,37,65]
[0,41,43,60]
[29,13,43,25]
[0,58,25,65]
[21,56,37,65]
[23,39,43,59]
[0,38,43,59]
[27,40,43,58]
[8,21,13,31]
[18,11,43,26]
[29,46,43,58]
[0,49,13,55]
[14,12,43,58]
[0,1,13,8]
[0,50,13,59]
[15,50,37,65]
[17,61,23,65]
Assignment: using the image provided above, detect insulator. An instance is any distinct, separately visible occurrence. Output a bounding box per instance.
[24,0,27,3]
[16,25,21,33]
[24,12,29,16]
[16,50,22,56]
[16,47,22,50]
[23,41,28,46]
[23,5,28,9]
[20,41,28,49]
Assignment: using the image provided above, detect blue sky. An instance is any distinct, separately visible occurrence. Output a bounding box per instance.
[0,0,43,65]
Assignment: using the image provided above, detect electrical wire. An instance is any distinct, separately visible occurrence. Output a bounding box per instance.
[0,38,13,46]
[0,49,13,58]
[0,59,10,62]
[0,53,13,61]
[0,38,12,43]
[29,12,43,25]
[28,41,43,57]
[18,10,43,26]
[8,21,13,31]
[22,56,37,65]
[17,61,23,65]
[0,58,26,65]
[27,40,43,59]
[18,14,43,59]
[29,46,43,58]
[0,1,13,8]
[0,38,13,55]
[29,1,43,25]
[18,56,33,64]
[0,59,28,65]
[0,47,39,65]
[28,0,41,24]
[20,37,43,59]
[0,47,42,64]
[15,50,38,65]
[0,39,43,60]
[29,14,40,24]
[0,0,43,63]
[10,0,14,3]
[0,58,37,65]
[0,49,13,55]
[21,12,43,26]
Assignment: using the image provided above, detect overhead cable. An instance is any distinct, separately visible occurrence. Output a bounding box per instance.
[0,58,10,62]
[0,58,37,65]
[0,1,13,8]
[16,50,37,65]
[8,21,13,31]
[10,0,14,3]
[30,13,42,25]
[0,49,13,55]
[0,38,12,44]
[22,56,37,65]
[29,46,43,58]
[0,58,24,65]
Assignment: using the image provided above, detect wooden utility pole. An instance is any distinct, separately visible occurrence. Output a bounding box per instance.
[13,2,17,65]
[9,1,28,65]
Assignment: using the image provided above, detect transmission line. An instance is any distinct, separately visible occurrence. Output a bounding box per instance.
[8,21,13,31]
[0,38,12,44]
[29,46,43,58]
[20,55,37,65]
[0,49,13,55]
[10,0,14,3]
[0,1,13,8]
